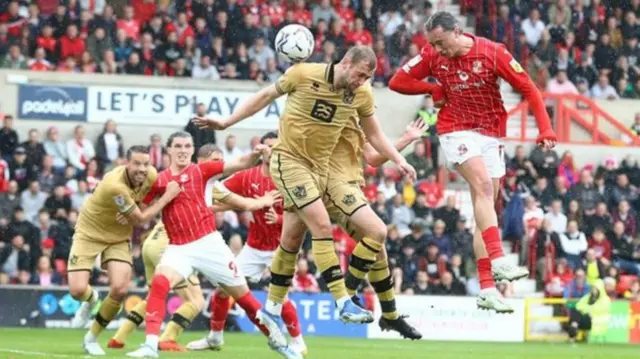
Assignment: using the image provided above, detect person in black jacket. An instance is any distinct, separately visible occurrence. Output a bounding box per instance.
[19,129,46,171]
[0,234,32,279]
[611,221,640,274]
[0,115,19,164]
[95,119,125,166]
[49,209,77,263]
[184,103,216,162]
[9,147,37,192]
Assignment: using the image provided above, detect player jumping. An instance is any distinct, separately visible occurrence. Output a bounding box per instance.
[389,11,557,312]
[68,146,181,356]
[126,132,298,359]
[194,45,416,328]
[109,144,281,352]
[187,133,307,355]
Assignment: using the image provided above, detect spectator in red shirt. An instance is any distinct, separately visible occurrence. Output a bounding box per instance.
[291,0,312,28]
[261,0,284,27]
[131,0,156,26]
[292,258,320,293]
[346,17,373,46]
[58,24,85,61]
[28,48,52,71]
[412,26,428,49]
[373,38,391,84]
[166,12,194,47]
[335,0,355,30]
[417,173,444,208]
[0,1,26,38]
[587,227,612,260]
[116,5,140,42]
[362,174,378,203]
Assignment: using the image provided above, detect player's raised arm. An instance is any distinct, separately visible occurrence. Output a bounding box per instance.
[122,181,182,226]
[363,119,428,167]
[221,144,270,177]
[388,49,443,96]
[360,114,417,180]
[494,46,557,148]
[192,64,303,130]
[210,176,281,212]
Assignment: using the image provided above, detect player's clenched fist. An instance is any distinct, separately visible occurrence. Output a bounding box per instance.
[165,181,182,198]
[192,116,229,130]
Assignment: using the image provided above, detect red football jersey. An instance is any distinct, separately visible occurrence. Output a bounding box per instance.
[222,164,282,251]
[400,34,549,138]
[144,161,224,245]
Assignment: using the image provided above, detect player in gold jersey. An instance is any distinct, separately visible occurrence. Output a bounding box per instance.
[194,46,416,327]
[325,119,427,340]
[108,144,280,352]
[68,146,181,356]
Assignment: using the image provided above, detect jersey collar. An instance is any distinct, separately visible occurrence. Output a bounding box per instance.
[325,61,338,85]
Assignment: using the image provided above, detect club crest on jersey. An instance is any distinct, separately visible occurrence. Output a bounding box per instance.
[69,255,78,265]
[342,194,356,206]
[458,144,468,156]
[458,71,469,81]
[472,60,482,73]
[113,195,126,210]
[509,59,523,73]
[180,174,188,183]
[343,90,356,104]
[292,185,307,198]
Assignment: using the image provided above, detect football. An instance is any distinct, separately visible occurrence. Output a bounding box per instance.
[275,24,315,63]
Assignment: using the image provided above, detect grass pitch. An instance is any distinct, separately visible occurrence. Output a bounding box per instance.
[0,328,637,359]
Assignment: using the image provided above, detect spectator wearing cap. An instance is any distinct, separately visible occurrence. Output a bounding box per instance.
[9,147,37,192]
[96,119,124,166]
[0,180,20,220]
[0,115,18,164]
[29,255,62,285]
[66,125,95,172]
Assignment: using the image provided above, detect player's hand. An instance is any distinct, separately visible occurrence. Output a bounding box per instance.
[536,129,557,150]
[264,207,279,224]
[165,181,182,199]
[395,159,417,181]
[192,116,229,130]
[116,213,129,225]
[255,190,282,208]
[404,119,429,141]
[253,144,271,159]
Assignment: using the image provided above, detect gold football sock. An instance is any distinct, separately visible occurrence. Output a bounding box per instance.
[345,237,381,296]
[111,300,146,343]
[267,246,298,304]
[78,285,94,302]
[312,237,348,300]
[368,260,398,320]
[89,294,121,337]
[160,302,200,341]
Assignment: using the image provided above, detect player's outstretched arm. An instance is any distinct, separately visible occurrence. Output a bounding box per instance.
[361,114,417,180]
[364,119,428,167]
[495,47,557,148]
[221,144,270,177]
[126,181,182,226]
[211,190,281,212]
[192,85,282,130]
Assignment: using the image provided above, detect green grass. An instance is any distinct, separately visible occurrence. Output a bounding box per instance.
[0,328,637,359]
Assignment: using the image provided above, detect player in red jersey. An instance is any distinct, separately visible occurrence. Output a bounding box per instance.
[126,132,301,359]
[389,11,557,313]
[187,132,307,355]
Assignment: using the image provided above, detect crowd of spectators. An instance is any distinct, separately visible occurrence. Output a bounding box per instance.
[0,0,434,85]
[467,0,640,100]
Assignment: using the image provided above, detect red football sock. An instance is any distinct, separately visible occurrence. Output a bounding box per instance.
[481,226,504,260]
[146,275,170,335]
[477,258,495,290]
[236,292,269,336]
[282,300,301,337]
[210,291,231,332]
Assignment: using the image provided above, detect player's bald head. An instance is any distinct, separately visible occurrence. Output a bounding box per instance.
[344,45,376,71]
[197,143,222,161]
[425,11,459,32]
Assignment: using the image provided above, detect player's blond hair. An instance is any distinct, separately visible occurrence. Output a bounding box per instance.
[344,45,376,70]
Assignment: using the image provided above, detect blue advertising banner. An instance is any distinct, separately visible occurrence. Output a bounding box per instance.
[233,291,367,338]
[18,84,88,121]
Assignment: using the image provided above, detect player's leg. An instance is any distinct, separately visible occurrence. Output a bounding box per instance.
[126,245,194,358]
[195,231,301,359]
[67,237,102,330]
[324,180,385,297]
[186,287,230,351]
[158,276,205,351]
[110,234,160,348]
